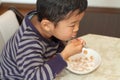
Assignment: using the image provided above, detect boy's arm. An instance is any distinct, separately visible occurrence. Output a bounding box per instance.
[46,54,67,77]
[16,41,67,80]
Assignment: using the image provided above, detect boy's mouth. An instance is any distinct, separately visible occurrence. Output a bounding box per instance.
[71,36,77,40]
[72,34,77,38]
[72,32,77,38]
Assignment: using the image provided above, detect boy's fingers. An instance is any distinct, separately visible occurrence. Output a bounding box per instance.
[77,38,86,46]
[68,38,86,47]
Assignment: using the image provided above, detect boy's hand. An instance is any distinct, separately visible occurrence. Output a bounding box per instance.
[61,38,86,60]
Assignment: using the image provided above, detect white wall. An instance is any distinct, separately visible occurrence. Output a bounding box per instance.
[0,0,2,4]
[1,0,36,4]
[88,0,120,8]
[1,0,120,8]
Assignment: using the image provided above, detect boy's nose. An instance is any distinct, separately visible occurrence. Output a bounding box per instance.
[73,25,79,32]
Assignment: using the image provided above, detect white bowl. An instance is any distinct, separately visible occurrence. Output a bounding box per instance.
[66,48,101,74]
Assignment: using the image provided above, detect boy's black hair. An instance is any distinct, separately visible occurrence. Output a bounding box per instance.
[36,0,88,23]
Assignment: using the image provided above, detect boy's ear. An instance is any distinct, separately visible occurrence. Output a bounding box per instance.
[41,19,54,31]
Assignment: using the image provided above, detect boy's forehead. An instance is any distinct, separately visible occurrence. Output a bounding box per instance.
[57,10,84,25]
[58,11,84,25]
[64,10,82,20]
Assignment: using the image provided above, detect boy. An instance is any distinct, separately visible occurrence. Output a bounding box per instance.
[0,0,88,80]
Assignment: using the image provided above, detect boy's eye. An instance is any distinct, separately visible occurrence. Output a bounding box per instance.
[69,25,75,27]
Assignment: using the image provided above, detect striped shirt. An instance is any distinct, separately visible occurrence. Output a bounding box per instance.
[0,11,67,80]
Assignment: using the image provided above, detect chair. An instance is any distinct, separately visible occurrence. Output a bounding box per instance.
[8,7,24,25]
[0,7,24,53]
[0,31,4,53]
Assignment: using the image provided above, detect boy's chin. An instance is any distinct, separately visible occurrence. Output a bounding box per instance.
[58,38,70,41]
[62,37,74,41]
[56,37,74,41]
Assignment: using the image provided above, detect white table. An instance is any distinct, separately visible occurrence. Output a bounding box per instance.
[56,34,120,80]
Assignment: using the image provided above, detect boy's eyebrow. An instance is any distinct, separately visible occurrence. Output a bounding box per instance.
[71,20,79,24]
